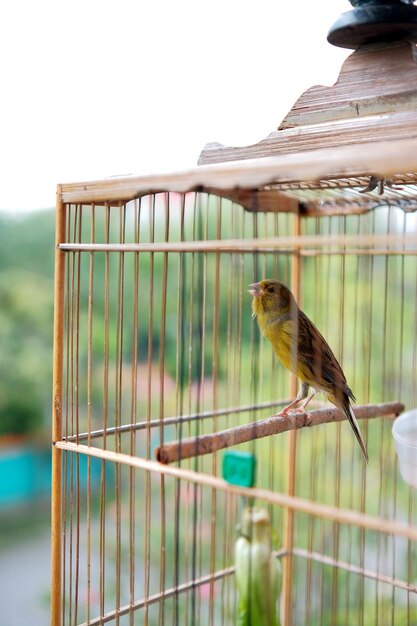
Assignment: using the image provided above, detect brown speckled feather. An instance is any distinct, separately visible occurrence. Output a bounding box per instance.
[296,309,355,402]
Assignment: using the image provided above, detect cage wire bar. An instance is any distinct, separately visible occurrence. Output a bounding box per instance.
[51,141,417,626]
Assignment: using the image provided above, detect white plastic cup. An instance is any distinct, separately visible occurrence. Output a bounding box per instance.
[392,409,417,489]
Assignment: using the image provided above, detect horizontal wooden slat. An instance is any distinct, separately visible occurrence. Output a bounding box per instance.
[55,440,417,541]
[57,232,417,253]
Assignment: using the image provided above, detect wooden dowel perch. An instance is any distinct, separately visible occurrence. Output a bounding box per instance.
[155,401,404,465]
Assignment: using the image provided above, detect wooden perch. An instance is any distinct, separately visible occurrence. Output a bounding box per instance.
[155,401,404,465]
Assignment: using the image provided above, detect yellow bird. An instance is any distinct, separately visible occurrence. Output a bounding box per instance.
[249,279,368,462]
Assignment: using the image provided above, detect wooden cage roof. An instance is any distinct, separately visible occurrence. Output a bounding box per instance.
[59,42,417,216]
[59,137,417,215]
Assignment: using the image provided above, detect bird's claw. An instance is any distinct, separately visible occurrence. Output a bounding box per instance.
[273,407,310,418]
[273,407,313,429]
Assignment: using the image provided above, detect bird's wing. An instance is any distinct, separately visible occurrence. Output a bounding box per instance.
[296,310,352,398]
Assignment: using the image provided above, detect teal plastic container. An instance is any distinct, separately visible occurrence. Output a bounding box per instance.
[0,445,108,509]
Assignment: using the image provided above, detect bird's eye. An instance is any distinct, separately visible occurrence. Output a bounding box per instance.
[267,286,274,293]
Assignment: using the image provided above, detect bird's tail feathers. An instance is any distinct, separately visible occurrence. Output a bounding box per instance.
[345,402,368,463]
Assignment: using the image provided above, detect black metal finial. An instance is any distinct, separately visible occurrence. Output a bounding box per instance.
[328,1,417,49]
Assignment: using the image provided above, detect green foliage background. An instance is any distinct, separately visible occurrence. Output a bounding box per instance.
[0,211,55,435]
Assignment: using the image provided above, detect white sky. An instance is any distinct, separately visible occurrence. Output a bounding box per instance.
[0,0,351,212]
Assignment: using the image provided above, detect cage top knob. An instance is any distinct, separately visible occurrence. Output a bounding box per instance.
[327,1,417,50]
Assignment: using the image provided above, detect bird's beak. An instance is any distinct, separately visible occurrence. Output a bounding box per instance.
[248,282,261,297]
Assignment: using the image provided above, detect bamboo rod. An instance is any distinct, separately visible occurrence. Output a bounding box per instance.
[50,187,67,626]
[54,440,417,541]
[282,213,301,626]
[64,399,290,442]
[56,231,417,254]
[76,564,238,626]
[154,402,404,465]
[291,548,417,594]
[300,249,417,257]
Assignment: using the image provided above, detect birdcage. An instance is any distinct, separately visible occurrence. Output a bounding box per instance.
[51,7,417,626]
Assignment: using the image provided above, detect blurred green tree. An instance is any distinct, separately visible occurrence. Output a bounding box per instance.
[0,210,54,436]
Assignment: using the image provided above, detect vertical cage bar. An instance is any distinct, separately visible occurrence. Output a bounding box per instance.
[282,210,301,626]
[209,195,221,626]
[73,206,83,626]
[115,203,126,625]
[51,188,67,626]
[86,203,95,625]
[100,203,111,621]
[62,205,72,626]
[144,194,156,624]
[173,193,186,626]
[158,194,169,626]
[129,198,140,626]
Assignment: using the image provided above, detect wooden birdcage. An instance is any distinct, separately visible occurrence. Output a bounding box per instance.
[51,9,417,626]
